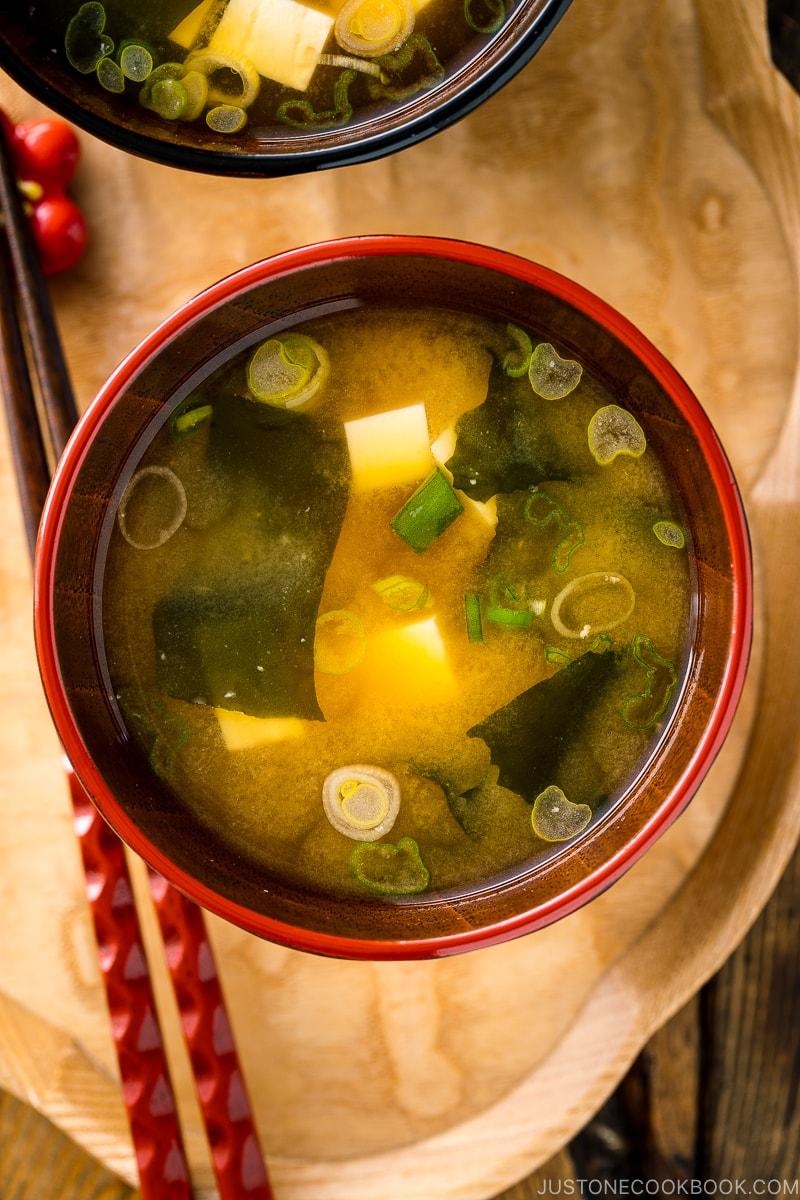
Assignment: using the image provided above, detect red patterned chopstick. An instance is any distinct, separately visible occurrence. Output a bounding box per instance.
[149,873,274,1199]
[67,767,192,1198]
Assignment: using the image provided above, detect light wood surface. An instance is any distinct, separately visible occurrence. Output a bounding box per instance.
[0,0,798,1196]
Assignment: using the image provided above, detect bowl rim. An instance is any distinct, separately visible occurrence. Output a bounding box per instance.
[33,234,753,959]
[0,0,573,178]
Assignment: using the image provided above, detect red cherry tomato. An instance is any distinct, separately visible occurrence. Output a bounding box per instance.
[31,195,87,276]
[13,119,80,193]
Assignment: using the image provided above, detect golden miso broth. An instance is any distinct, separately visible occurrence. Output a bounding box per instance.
[102,308,693,900]
[45,0,519,139]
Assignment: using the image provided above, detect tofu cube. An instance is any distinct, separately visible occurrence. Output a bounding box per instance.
[210,0,334,92]
[345,403,433,492]
[365,617,455,706]
[215,709,304,752]
[170,0,215,50]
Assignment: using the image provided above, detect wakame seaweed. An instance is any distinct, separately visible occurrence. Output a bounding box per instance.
[445,357,570,501]
[467,650,620,800]
[153,391,350,720]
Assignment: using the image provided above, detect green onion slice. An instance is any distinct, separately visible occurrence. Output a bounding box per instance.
[180,70,210,120]
[588,404,647,465]
[368,34,445,101]
[172,404,213,438]
[551,571,636,640]
[531,785,592,842]
[502,323,533,378]
[653,519,686,549]
[464,593,484,643]
[65,2,114,74]
[544,645,570,665]
[334,0,415,58]
[318,53,384,77]
[390,468,463,554]
[323,765,400,841]
[525,487,586,575]
[247,332,330,410]
[277,69,356,129]
[96,55,124,93]
[464,0,506,33]
[350,836,430,895]
[139,62,184,111]
[185,50,260,108]
[486,606,533,629]
[151,78,188,119]
[620,634,678,731]
[372,575,430,612]
[552,521,585,574]
[206,104,247,133]
[529,342,583,400]
[118,41,154,82]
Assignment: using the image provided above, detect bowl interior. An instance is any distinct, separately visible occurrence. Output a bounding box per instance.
[1,0,571,175]
[38,242,747,954]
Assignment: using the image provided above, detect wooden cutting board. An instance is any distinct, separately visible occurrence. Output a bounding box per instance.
[1,0,798,1196]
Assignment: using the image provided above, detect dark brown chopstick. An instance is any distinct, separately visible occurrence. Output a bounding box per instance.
[0,117,77,461]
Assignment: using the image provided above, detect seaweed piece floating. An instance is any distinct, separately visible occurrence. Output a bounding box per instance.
[117,687,190,782]
[501,324,533,378]
[528,343,583,400]
[467,649,619,800]
[350,837,430,895]
[588,404,647,465]
[531,785,592,842]
[620,634,678,730]
[153,392,350,720]
[66,3,115,74]
[445,357,570,501]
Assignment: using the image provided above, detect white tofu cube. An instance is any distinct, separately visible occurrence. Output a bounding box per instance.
[210,0,335,92]
[170,0,215,50]
[345,403,433,492]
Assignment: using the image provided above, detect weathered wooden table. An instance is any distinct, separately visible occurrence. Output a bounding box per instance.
[1,0,798,1195]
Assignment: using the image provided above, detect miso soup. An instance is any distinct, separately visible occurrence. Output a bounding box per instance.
[102,307,693,900]
[41,0,522,139]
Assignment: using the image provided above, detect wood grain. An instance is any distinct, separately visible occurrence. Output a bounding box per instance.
[0,0,798,1195]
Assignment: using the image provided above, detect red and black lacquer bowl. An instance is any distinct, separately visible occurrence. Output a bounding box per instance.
[33,236,752,959]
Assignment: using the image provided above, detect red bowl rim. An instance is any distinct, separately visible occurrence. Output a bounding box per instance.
[33,234,753,960]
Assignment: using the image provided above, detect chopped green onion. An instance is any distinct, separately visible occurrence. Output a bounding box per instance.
[531,785,592,842]
[65,2,114,74]
[552,521,585,573]
[372,575,430,612]
[588,404,647,465]
[318,53,384,77]
[502,324,533,378]
[151,77,189,120]
[334,0,414,57]
[486,606,533,629]
[180,70,209,120]
[591,632,614,652]
[185,49,260,108]
[206,104,247,133]
[277,69,356,129]
[390,468,463,554]
[464,0,506,33]
[139,62,184,112]
[172,404,213,438]
[551,571,636,639]
[464,593,484,643]
[350,836,429,895]
[544,645,570,665]
[96,55,124,93]
[118,41,154,82]
[653,520,686,549]
[247,332,329,410]
[620,634,678,731]
[368,34,445,101]
[529,343,583,400]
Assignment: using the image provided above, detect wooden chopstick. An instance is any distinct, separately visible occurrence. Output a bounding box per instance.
[0,124,272,1200]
